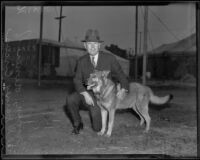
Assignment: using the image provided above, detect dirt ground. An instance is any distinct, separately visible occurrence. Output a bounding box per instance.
[4,79,197,158]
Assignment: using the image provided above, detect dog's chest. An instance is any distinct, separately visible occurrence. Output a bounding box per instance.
[96,94,115,110]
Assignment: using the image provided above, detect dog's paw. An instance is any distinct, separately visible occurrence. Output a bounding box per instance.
[97,131,104,136]
[143,129,149,134]
[105,132,111,137]
[105,134,111,137]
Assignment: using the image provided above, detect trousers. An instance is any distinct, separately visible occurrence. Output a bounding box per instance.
[65,91,102,132]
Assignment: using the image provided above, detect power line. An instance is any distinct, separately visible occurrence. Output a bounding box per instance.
[147,28,194,33]
[147,30,155,51]
[148,7,180,41]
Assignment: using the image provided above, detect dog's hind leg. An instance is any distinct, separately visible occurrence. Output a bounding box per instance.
[97,109,108,136]
[105,109,116,137]
[138,104,151,133]
[143,111,151,133]
[134,104,145,126]
[136,94,151,132]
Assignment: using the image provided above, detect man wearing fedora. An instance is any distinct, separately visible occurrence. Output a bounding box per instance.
[65,29,129,134]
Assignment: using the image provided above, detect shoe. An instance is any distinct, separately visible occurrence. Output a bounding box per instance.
[72,122,84,134]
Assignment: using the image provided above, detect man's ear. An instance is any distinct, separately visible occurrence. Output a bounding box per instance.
[97,43,101,50]
[83,42,87,49]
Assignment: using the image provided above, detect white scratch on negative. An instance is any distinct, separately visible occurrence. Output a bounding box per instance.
[21,121,35,124]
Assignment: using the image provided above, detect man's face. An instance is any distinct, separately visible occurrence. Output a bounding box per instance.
[84,42,101,56]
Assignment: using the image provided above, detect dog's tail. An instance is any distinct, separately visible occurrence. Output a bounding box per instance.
[149,89,173,105]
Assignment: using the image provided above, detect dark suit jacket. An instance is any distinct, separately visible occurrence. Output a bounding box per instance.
[73,51,129,93]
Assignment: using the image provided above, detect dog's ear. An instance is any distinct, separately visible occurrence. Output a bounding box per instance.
[102,70,110,77]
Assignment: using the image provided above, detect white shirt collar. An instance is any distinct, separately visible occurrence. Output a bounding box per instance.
[90,53,99,66]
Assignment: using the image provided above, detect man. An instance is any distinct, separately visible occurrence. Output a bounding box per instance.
[65,29,129,134]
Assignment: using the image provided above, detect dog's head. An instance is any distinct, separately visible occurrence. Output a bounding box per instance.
[87,70,110,93]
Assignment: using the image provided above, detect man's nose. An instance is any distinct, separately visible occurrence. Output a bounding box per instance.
[91,45,96,48]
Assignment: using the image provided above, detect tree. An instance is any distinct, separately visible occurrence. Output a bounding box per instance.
[105,44,127,59]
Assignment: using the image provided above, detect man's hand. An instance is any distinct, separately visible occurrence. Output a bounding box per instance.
[117,88,127,100]
[80,91,94,106]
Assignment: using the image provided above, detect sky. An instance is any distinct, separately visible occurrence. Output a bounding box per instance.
[5,3,196,53]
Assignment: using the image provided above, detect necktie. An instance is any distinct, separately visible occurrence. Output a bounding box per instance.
[91,56,96,67]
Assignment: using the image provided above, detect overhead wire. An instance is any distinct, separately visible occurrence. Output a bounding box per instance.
[148,7,180,41]
[53,6,191,50]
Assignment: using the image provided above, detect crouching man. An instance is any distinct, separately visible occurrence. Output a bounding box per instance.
[65,29,129,134]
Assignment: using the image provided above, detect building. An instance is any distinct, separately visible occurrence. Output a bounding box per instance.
[130,33,196,81]
[3,38,129,79]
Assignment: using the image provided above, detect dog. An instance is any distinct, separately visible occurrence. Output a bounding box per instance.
[87,70,173,137]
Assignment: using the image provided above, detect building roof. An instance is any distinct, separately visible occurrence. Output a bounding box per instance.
[6,38,85,50]
[6,38,129,62]
[148,33,196,55]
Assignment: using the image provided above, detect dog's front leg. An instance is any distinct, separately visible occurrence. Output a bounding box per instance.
[97,108,107,136]
[105,109,115,137]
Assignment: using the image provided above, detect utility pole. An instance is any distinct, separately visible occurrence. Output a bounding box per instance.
[142,6,148,85]
[197,2,200,157]
[139,31,142,55]
[38,6,44,86]
[134,6,138,81]
[55,6,66,42]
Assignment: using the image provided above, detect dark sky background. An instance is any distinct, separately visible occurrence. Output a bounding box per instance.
[5,3,196,54]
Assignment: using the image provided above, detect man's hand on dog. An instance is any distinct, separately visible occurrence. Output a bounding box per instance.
[80,91,94,106]
[117,88,127,100]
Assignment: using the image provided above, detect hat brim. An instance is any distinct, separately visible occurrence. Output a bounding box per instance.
[81,40,104,43]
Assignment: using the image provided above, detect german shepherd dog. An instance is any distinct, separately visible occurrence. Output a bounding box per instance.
[87,70,173,137]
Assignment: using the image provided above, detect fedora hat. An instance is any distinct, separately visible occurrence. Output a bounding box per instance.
[82,29,103,43]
